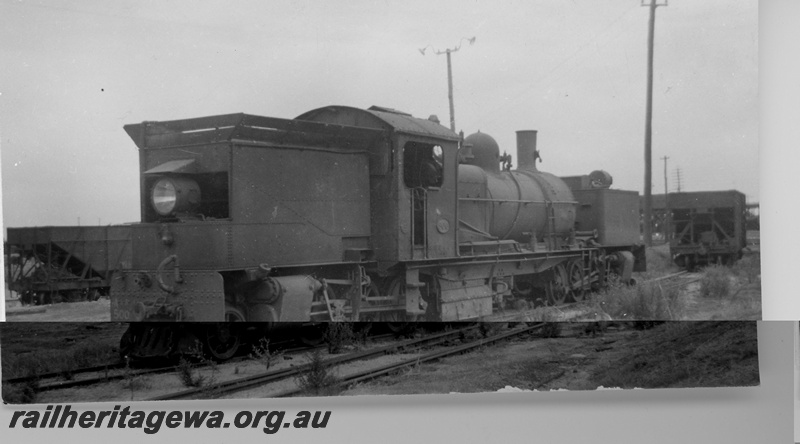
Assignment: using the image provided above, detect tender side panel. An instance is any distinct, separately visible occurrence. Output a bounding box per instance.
[230,144,371,266]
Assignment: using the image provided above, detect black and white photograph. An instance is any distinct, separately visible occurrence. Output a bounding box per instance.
[1,0,762,404]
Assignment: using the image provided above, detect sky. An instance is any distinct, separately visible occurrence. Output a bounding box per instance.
[0,0,758,228]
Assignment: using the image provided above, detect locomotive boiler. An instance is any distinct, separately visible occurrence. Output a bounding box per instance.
[5,105,645,359]
[457,130,575,245]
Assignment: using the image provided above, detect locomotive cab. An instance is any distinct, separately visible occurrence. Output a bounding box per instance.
[297,105,462,265]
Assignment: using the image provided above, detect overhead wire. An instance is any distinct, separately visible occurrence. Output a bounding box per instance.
[472,3,641,128]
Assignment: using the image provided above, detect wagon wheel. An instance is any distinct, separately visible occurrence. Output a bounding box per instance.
[88,288,102,301]
[204,305,245,361]
[568,260,586,302]
[20,291,34,305]
[547,264,570,306]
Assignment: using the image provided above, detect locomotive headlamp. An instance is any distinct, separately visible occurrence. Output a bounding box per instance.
[151,176,201,216]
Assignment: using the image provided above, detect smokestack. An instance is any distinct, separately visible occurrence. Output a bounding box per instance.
[516,130,539,171]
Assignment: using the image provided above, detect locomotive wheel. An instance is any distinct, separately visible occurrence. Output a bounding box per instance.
[203,305,245,361]
[380,312,412,334]
[382,278,413,333]
[513,279,534,298]
[118,326,137,360]
[568,261,586,302]
[355,280,381,322]
[548,264,570,305]
[299,324,326,346]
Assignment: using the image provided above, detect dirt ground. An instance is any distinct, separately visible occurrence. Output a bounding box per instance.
[4,298,111,322]
[1,321,759,404]
[342,321,759,395]
[1,322,127,378]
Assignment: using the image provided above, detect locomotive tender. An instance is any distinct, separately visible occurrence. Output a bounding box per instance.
[6,105,645,359]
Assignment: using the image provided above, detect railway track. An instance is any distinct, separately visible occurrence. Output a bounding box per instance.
[1,336,332,393]
[3,275,698,389]
[3,361,127,390]
[152,322,545,401]
[5,326,482,401]
[7,280,681,401]
[275,322,546,398]
[644,271,703,291]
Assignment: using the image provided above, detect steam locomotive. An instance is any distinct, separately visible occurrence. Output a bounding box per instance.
[6,105,645,359]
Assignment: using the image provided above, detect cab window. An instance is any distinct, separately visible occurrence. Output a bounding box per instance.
[403,142,444,188]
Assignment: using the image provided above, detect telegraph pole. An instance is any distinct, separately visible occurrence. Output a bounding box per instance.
[662,155,669,241]
[445,49,455,131]
[419,37,476,132]
[642,0,666,247]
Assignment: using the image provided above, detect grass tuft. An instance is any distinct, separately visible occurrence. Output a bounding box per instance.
[731,253,761,284]
[296,349,341,396]
[120,356,151,400]
[324,322,355,354]
[595,281,686,321]
[700,266,732,299]
[249,338,284,371]
[177,356,206,388]
[175,343,219,390]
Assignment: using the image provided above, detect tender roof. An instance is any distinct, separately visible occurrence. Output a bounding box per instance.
[124,112,382,150]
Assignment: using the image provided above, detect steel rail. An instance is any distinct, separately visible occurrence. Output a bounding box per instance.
[273,323,545,398]
[642,270,702,291]
[21,339,329,393]
[148,324,486,401]
[5,330,390,395]
[645,270,689,283]
[33,363,184,392]
[2,362,126,386]
[15,356,253,393]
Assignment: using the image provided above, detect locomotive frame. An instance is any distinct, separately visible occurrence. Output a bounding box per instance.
[5,105,645,359]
